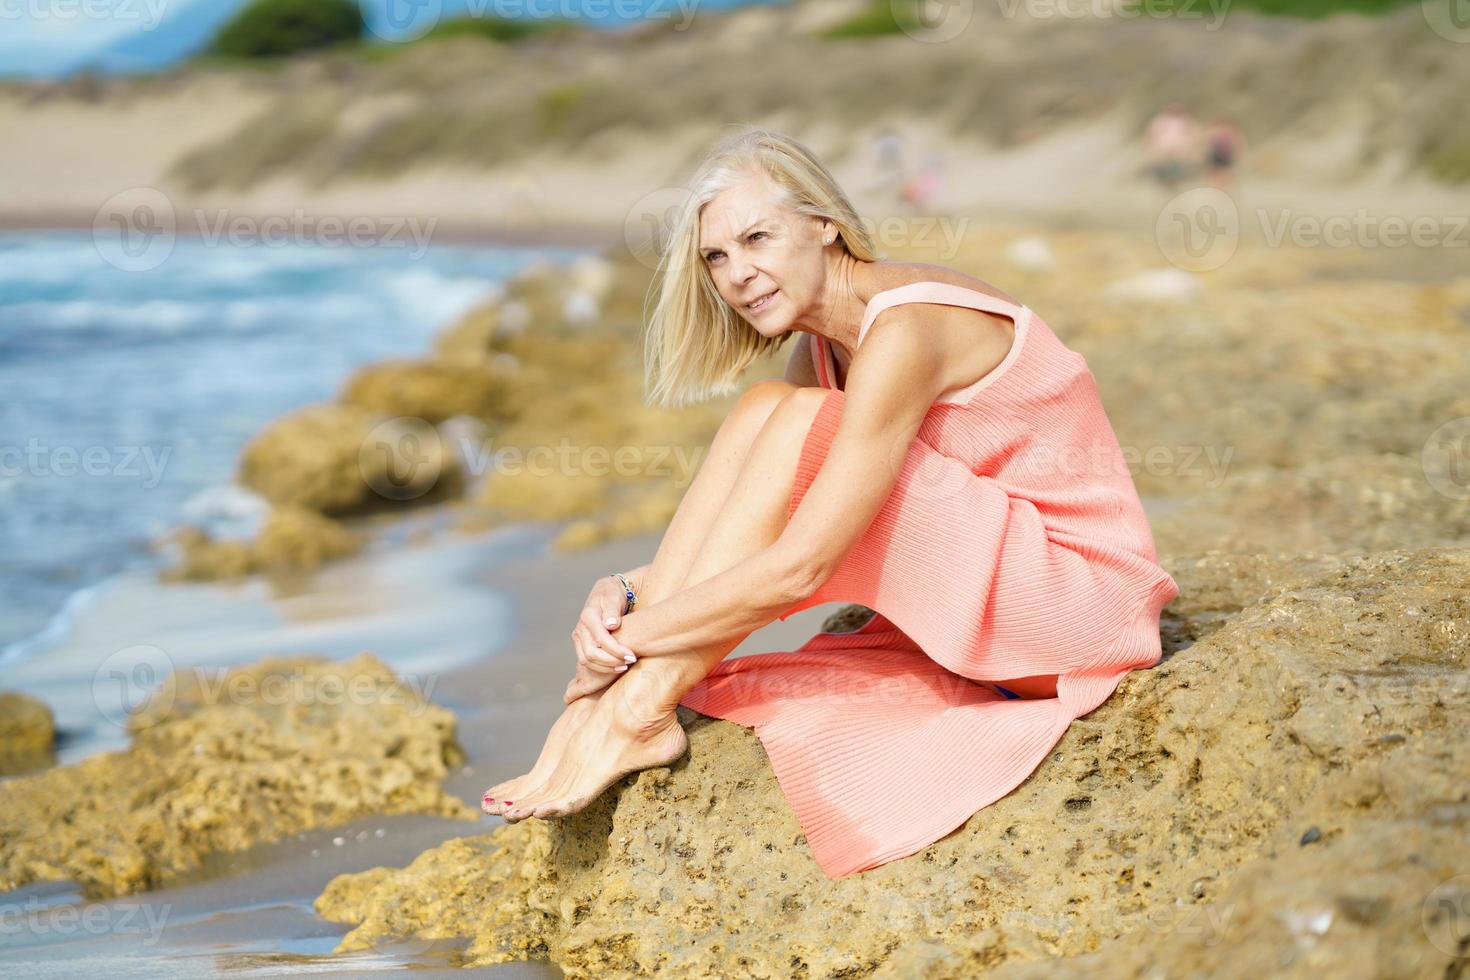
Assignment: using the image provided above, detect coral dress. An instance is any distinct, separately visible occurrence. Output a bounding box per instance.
[677,281,1181,879]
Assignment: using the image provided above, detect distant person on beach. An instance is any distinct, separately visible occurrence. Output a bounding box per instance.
[900,152,946,214]
[1143,102,1201,191]
[867,126,907,201]
[481,127,1178,879]
[1202,114,1245,192]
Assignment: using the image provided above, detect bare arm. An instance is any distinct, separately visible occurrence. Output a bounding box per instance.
[610,331,807,623]
[609,315,951,658]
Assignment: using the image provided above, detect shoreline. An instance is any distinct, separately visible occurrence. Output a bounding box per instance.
[0,521,837,975]
[8,185,1467,286]
[0,212,624,252]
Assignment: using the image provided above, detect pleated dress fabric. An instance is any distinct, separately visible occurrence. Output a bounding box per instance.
[677,281,1181,879]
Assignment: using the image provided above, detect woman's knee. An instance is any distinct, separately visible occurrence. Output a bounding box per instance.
[746,386,830,461]
[714,380,799,451]
[735,379,799,421]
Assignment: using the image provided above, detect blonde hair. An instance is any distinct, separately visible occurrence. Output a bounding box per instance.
[643,126,878,409]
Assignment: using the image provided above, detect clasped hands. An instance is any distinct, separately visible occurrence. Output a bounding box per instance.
[570,571,643,677]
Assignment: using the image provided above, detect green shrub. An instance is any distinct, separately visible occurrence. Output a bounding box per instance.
[424,14,579,43]
[538,82,587,135]
[210,0,364,59]
[1123,0,1414,16]
[818,0,917,38]
[1427,139,1470,185]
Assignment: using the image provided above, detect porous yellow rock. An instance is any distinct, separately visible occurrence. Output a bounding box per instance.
[0,691,56,776]
[0,653,476,900]
[313,550,1469,977]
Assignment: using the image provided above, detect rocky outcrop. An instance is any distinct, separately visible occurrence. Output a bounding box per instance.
[0,691,56,776]
[338,358,525,424]
[0,653,476,900]
[313,550,1469,976]
[154,251,728,580]
[238,402,466,515]
[157,503,365,582]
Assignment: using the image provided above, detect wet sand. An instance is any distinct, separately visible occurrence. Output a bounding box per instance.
[0,521,834,974]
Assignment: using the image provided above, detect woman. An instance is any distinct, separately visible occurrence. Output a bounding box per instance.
[483,128,1179,880]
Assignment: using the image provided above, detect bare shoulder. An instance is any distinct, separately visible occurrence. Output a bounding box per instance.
[863,263,1023,344]
[861,261,1022,309]
[860,263,1022,397]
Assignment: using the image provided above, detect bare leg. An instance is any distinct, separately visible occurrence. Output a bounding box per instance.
[482,380,802,814]
[501,386,832,822]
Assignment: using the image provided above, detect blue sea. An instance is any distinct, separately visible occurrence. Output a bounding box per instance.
[0,230,590,664]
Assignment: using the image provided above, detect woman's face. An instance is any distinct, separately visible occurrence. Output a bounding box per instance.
[698,171,830,339]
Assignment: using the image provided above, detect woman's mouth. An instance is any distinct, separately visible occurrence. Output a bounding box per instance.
[747,289,778,314]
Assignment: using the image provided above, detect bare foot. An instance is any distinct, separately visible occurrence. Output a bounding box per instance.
[481,687,607,817]
[502,677,688,823]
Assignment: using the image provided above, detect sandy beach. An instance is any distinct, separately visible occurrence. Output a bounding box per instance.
[3,0,1470,972]
[0,518,842,976]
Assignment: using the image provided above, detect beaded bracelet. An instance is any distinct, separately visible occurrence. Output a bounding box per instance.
[611,572,638,615]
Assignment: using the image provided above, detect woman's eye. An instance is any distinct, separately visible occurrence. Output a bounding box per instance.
[750,231,767,242]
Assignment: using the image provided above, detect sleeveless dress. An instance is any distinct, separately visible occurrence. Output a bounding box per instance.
[677,281,1181,880]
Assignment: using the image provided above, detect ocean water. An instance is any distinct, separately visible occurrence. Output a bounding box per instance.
[0,230,589,663]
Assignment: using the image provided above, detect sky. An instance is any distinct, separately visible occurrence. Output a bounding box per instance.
[0,0,763,78]
[0,0,232,76]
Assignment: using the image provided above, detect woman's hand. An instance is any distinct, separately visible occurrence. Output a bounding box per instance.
[571,575,639,676]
